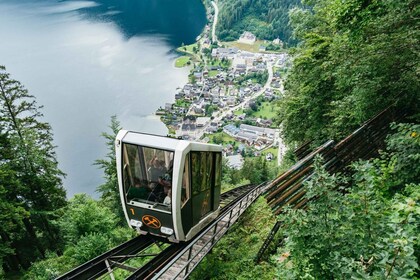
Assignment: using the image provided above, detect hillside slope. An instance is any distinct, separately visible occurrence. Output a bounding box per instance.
[216,0,300,46]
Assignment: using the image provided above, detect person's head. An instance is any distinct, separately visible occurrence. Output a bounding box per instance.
[134,177,141,187]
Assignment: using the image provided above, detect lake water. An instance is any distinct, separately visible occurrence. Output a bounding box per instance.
[0,0,206,198]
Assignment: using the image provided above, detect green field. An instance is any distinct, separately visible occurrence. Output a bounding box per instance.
[177,43,198,55]
[251,101,278,119]
[175,56,190,68]
[234,108,244,115]
[261,146,278,156]
[208,70,218,77]
[207,132,240,146]
[222,40,266,53]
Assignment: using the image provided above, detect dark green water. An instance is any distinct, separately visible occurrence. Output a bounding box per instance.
[0,0,206,197]
[76,0,206,46]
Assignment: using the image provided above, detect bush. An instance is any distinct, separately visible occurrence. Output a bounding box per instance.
[274,125,419,279]
[25,253,76,280]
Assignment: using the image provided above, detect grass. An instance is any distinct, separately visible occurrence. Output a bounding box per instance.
[222,40,267,53]
[251,101,278,119]
[208,59,230,68]
[208,70,218,77]
[234,108,244,116]
[207,132,243,148]
[176,43,201,62]
[177,43,198,55]
[175,56,191,68]
[190,197,277,280]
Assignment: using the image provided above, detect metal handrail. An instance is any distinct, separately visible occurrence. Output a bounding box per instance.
[151,184,264,279]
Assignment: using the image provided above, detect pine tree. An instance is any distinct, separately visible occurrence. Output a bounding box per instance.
[0,66,67,270]
[95,115,125,225]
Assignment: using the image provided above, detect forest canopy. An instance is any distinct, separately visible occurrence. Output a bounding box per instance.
[216,0,301,45]
[279,0,419,145]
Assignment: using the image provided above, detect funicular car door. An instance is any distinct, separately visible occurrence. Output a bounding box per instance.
[191,151,214,225]
[180,153,193,235]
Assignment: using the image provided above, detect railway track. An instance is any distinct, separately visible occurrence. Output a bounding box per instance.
[57,184,264,280]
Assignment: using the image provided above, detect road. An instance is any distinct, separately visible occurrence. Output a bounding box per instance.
[211,1,219,44]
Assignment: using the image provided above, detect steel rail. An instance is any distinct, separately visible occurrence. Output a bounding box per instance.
[57,235,159,280]
[256,106,407,262]
[56,184,256,280]
[126,183,262,279]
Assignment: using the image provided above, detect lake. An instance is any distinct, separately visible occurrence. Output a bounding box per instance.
[0,0,206,198]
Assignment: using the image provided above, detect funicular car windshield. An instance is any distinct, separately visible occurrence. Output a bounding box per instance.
[122,143,174,212]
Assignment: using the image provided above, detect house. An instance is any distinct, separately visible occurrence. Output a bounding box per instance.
[236,131,258,144]
[226,154,244,169]
[226,96,237,107]
[223,124,240,136]
[196,117,210,127]
[273,38,281,45]
[165,103,172,111]
[238,31,256,44]
[206,126,218,133]
[239,124,276,139]
[193,72,203,80]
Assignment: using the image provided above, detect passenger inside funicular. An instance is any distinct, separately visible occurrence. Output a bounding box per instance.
[127,178,151,201]
[123,143,174,211]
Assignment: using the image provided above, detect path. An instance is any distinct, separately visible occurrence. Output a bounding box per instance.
[211,1,219,44]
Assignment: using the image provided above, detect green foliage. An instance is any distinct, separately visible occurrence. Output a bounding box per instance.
[58,194,117,244]
[384,123,420,188]
[174,56,190,68]
[280,0,420,145]
[240,157,271,185]
[274,126,419,278]
[235,71,268,87]
[24,253,76,280]
[216,0,300,46]
[0,65,67,271]
[26,193,134,278]
[67,232,111,263]
[95,115,125,225]
[190,198,277,279]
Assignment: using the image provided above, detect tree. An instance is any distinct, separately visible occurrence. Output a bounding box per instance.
[240,157,270,185]
[0,66,67,271]
[275,125,419,278]
[26,194,134,279]
[279,0,419,145]
[94,116,125,225]
[0,127,29,272]
[58,194,117,244]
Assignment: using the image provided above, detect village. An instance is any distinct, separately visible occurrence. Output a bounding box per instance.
[156,26,290,169]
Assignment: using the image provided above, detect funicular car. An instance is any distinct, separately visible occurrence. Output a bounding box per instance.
[115,130,222,242]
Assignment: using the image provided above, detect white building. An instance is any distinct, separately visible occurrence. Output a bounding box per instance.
[238,31,256,44]
[226,154,244,169]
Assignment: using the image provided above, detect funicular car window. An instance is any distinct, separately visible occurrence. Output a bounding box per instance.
[214,153,221,190]
[181,153,191,208]
[191,152,213,218]
[122,143,174,212]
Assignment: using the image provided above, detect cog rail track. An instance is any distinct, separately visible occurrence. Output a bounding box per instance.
[57,183,264,280]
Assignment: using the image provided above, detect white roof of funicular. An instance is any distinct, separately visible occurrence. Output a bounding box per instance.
[122,131,181,151]
[119,131,221,152]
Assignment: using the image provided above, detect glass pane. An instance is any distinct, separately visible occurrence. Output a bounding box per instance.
[122,143,174,212]
[191,152,201,196]
[214,153,222,188]
[181,153,191,208]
